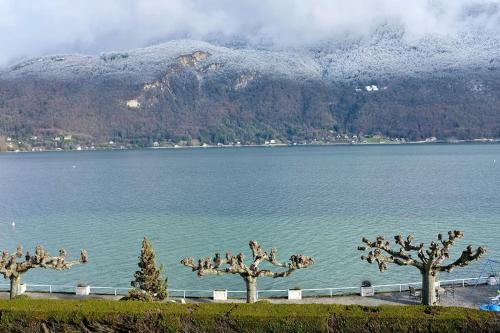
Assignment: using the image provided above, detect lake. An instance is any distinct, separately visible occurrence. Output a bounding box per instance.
[0,144,498,292]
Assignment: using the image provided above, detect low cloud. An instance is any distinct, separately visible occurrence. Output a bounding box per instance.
[0,0,498,66]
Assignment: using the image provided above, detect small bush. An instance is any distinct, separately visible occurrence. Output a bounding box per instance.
[12,294,30,300]
[121,289,153,302]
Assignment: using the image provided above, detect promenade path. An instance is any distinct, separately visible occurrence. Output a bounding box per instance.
[0,285,497,309]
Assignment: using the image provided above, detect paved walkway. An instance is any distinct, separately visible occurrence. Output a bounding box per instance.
[1,285,498,309]
[181,285,498,308]
[268,285,499,308]
[0,292,123,301]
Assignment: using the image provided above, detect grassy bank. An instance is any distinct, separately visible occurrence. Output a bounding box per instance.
[0,299,498,332]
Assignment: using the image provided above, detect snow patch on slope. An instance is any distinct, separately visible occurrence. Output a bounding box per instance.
[1,25,499,82]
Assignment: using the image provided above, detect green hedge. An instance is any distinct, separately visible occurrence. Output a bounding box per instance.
[0,300,498,332]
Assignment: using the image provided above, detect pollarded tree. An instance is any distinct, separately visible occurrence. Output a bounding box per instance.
[0,244,88,299]
[181,240,314,303]
[358,230,485,305]
[130,237,168,301]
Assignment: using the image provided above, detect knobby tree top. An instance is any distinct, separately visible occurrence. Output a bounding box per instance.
[181,240,314,278]
[358,230,485,275]
[0,244,88,278]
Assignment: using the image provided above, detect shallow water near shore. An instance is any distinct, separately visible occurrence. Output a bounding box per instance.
[0,144,498,291]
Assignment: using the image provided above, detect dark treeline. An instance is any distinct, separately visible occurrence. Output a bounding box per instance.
[1,66,499,146]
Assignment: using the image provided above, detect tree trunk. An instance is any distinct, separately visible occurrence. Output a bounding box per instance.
[10,275,21,299]
[245,277,258,303]
[421,272,437,306]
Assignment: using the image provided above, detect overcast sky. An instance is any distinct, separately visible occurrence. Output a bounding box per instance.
[0,0,498,66]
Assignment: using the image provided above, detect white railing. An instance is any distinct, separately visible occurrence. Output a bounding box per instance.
[1,276,491,299]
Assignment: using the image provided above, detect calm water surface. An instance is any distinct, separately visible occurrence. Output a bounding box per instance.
[0,144,498,291]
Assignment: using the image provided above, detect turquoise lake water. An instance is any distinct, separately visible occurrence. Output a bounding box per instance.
[0,144,498,292]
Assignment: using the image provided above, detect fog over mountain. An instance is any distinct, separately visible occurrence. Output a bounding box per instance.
[1,0,499,66]
[0,1,499,149]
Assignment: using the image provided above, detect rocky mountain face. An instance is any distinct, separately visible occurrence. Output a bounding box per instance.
[0,32,499,146]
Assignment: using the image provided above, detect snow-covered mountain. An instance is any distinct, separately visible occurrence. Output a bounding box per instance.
[0,30,499,146]
[3,26,499,81]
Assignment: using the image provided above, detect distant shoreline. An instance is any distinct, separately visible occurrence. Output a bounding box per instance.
[1,139,499,154]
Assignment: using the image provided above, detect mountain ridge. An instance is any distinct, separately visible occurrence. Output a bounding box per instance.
[0,35,499,149]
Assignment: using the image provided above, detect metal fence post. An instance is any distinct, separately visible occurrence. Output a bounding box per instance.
[183,290,186,299]
[49,285,52,293]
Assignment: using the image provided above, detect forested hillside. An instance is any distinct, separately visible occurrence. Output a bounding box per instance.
[0,37,499,148]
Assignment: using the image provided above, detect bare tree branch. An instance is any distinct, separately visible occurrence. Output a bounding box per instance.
[439,245,486,272]
[0,244,88,299]
[359,231,485,275]
[361,236,423,270]
[181,240,314,279]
